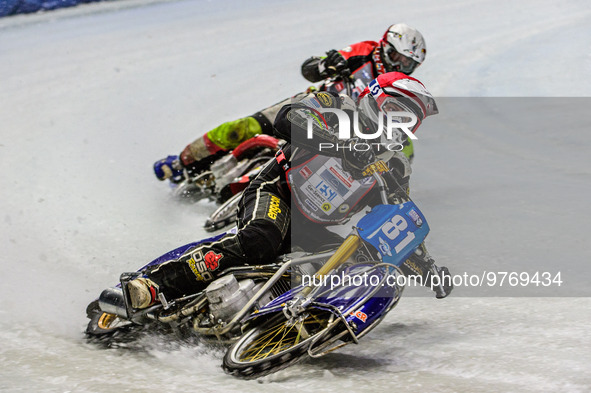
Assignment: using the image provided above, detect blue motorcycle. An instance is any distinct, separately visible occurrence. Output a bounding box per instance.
[86,157,439,378]
[221,162,433,378]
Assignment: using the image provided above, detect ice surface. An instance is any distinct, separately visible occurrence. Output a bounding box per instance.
[0,0,590,391]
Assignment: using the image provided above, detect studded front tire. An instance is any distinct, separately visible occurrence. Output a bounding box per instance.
[222,310,336,379]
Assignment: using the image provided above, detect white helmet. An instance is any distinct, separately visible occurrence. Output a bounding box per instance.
[381,23,426,75]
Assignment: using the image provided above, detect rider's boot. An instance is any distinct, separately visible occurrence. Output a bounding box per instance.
[127,277,160,309]
[153,155,185,183]
[400,243,453,298]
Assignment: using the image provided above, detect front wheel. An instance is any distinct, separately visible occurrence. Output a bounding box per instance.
[222,310,336,379]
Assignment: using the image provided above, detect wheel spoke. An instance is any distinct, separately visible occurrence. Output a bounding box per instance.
[267,322,296,356]
[237,311,331,362]
[241,322,288,361]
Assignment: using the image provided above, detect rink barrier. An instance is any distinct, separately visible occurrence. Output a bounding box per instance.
[0,0,102,17]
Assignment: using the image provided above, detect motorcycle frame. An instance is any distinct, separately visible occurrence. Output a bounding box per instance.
[195,170,399,340]
[191,251,336,339]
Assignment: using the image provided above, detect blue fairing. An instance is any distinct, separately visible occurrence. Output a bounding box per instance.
[109,230,231,288]
[249,263,400,336]
[138,231,229,272]
[314,266,400,333]
[249,202,429,336]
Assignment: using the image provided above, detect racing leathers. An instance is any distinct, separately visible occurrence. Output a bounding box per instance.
[156,39,416,180]
[134,91,451,306]
[144,93,346,300]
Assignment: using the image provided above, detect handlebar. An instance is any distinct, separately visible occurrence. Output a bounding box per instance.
[363,158,409,206]
[372,170,389,205]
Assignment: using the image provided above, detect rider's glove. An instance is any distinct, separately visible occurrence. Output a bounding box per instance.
[321,49,350,78]
[153,155,185,183]
[340,138,375,180]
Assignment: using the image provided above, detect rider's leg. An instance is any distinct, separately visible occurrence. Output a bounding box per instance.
[178,115,268,175]
[173,93,307,176]
[128,191,290,307]
[129,160,290,308]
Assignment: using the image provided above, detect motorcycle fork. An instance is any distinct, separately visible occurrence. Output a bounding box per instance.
[300,234,361,297]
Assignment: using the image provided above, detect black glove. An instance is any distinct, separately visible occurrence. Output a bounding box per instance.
[340,139,375,179]
[322,49,350,78]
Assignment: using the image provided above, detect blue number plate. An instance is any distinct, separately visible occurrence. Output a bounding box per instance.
[357,203,429,266]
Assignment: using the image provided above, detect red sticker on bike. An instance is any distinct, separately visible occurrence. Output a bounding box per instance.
[204,251,223,271]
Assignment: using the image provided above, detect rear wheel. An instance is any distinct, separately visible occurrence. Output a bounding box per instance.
[85,300,135,342]
[223,310,337,379]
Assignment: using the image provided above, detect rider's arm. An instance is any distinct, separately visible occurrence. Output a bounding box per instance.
[273,105,339,157]
[301,41,378,83]
[301,50,348,82]
[272,94,342,157]
[301,56,325,82]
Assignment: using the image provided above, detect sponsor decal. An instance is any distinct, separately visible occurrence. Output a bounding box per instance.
[316,181,338,202]
[300,96,321,109]
[361,160,389,177]
[328,165,353,188]
[351,310,368,323]
[305,198,319,211]
[204,250,223,271]
[407,208,423,227]
[316,92,334,107]
[267,195,282,220]
[299,166,312,179]
[294,157,369,219]
[184,250,214,281]
[378,237,392,257]
[403,258,424,276]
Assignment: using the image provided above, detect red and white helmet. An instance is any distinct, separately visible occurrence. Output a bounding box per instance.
[357,72,438,146]
[380,23,426,75]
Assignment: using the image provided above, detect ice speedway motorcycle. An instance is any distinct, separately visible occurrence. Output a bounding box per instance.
[86,153,443,379]
[168,134,283,232]
[163,68,373,233]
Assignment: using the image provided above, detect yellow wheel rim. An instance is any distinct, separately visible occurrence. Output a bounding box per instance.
[238,311,329,362]
[97,313,117,330]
